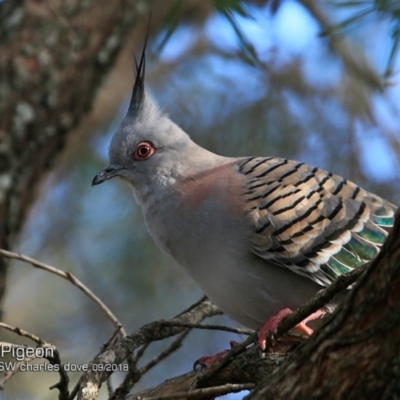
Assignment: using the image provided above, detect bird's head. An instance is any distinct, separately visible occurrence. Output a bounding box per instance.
[92,39,195,190]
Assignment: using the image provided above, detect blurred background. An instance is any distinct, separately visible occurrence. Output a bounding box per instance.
[1,0,400,399]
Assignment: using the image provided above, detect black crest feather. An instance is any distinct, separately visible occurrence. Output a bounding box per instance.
[128,22,150,116]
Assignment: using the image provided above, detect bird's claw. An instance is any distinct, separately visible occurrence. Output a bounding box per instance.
[193,349,230,370]
[193,341,239,370]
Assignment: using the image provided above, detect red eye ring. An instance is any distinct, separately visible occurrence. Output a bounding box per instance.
[134,141,155,160]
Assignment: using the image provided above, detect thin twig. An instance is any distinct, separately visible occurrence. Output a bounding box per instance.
[139,330,191,376]
[110,360,141,400]
[0,323,69,399]
[47,347,70,399]
[0,249,126,336]
[161,321,253,335]
[111,330,193,400]
[68,381,80,400]
[0,322,45,345]
[172,296,213,319]
[136,383,254,400]
[131,343,150,366]
[0,356,36,389]
[100,325,124,352]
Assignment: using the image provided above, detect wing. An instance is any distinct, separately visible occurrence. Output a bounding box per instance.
[239,156,397,286]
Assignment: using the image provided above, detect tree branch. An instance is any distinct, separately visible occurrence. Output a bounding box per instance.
[77,299,221,400]
[0,249,126,336]
[0,322,69,399]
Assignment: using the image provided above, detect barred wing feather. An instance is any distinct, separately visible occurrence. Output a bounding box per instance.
[239,157,396,287]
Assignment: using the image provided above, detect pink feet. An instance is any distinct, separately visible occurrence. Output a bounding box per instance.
[193,341,239,369]
[258,308,327,351]
[194,308,327,369]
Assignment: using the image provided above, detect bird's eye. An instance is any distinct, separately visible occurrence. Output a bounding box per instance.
[134,141,155,160]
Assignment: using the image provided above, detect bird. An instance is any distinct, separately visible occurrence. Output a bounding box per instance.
[92,42,396,350]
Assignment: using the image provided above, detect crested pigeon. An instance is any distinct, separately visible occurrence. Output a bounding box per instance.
[92,44,396,342]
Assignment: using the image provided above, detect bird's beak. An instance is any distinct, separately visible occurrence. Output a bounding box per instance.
[92,164,125,186]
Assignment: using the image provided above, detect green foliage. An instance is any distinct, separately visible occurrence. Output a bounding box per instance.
[214,0,260,66]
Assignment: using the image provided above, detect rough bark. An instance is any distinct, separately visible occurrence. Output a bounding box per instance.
[247,209,400,400]
[129,349,287,400]
[0,0,144,316]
